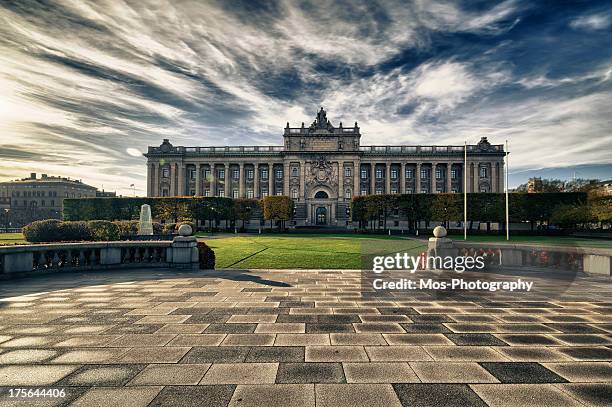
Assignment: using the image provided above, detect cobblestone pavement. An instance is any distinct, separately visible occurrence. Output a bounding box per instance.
[0,268,610,406]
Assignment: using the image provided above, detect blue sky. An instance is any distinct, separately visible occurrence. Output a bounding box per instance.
[0,0,611,194]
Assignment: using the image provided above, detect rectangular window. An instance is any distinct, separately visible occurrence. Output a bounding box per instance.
[451,189,458,193]
[247,169,254,180]
[406,188,413,194]
[451,169,457,179]
[375,189,383,195]
[361,189,367,196]
[276,169,283,179]
[247,190,254,198]
[391,189,398,194]
[480,167,488,178]
[406,169,413,179]
[436,169,442,179]
[361,170,367,179]
[232,190,239,198]
[276,190,282,196]
[190,169,196,180]
[261,169,268,179]
[204,169,210,179]
[391,169,398,179]
[345,167,352,177]
[376,169,383,179]
[262,191,269,197]
[162,168,169,178]
[345,189,351,199]
[205,190,211,197]
[218,169,225,179]
[218,190,225,197]
[41,200,45,207]
[233,169,239,179]
[421,169,427,179]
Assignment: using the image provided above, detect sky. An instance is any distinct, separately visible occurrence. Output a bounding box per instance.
[0,0,611,195]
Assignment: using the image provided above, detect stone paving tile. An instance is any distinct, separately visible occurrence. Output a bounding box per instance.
[556,383,612,407]
[105,334,176,347]
[167,333,226,346]
[128,363,211,385]
[70,386,163,407]
[221,333,276,346]
[393,383,488,407]
[330,333,387,345]
[50,348,131,364]
[116,346,191,363]
[383,333,454,345]
[410,362,499,383]
[479,362,568,383]
[495,346,572,362]
[56,364,144,386]
[305,346,368,362]
[365,345,432,361]
[445,333,508,346]
[276,362,345,383]
[470,383,584,407]
[245,346,304,362]
[229,384,315,407]
[180,346,251,363]
[543,362,612,382]
[315,383,402,407]
[201,362,278,384]
[423,346,509,362]
[274,333,330,346]
[0,348,58,364]
[254,323,305,333]
[0,365,78,385]
[343,362,419,383]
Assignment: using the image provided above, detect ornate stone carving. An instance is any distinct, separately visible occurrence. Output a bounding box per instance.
[305,155,338,196]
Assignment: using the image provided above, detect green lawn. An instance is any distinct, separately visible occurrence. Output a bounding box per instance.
[202,235,427,269]
[0,233,26,244]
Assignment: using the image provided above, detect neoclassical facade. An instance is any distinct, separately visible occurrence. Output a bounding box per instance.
[145,108,505,226]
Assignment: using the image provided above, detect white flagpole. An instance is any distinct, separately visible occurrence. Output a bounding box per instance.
[464,141,467,240]
[505,140,510,241]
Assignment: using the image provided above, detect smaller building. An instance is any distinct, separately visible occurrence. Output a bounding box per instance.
[0,173,98,227]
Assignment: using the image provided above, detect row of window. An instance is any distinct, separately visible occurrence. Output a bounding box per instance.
[10,190,60,198]
[13,200,56,207]
[162,166,489,181]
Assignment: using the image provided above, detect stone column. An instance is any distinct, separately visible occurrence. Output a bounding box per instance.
[177,162,185,196]
[499,160,505,192]
[169,162,176,196]
[299,160,305,201]
[268,164,274,196]
[147,163,152,197]
[473,162,479,193]
[431,164,436,193]
[152,163,158,197]
[211,164,217,196]
[239,163,245,198]
[385,163,391,194]
[416,163,421,193]
[400,162,406,194]
[447,163,452,193]
[195,164,202,196]
[254,163,259,198]
[370,163,376,194]
[283,162,290,196]
[354,162,360,196]
[492,162,498,192]
[224,163,230,197]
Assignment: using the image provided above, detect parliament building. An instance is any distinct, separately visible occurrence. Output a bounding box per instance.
[145,108,505,227]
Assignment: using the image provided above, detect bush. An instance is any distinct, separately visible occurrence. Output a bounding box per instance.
[58,221,92,241]
[152,222,163,234]
[162,223,176,234]
[112,220,139,236]
[197,241,215,270]
[23,219,62,242]
[88,220,120,241]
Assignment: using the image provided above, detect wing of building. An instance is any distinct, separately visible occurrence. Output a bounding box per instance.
[145,108,505,227]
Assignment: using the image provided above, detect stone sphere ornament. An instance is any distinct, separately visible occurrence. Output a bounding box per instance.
[433,226,447,238]
[178,224,193,236]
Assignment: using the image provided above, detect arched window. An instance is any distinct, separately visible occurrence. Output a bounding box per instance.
[314,191,329,199]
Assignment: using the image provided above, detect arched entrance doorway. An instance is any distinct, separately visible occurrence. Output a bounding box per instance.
[316,207,327,225]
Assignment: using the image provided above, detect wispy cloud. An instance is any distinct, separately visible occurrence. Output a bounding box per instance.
[0,0,610,192]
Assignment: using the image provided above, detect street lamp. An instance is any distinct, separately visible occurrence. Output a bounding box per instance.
[3,208,10,232]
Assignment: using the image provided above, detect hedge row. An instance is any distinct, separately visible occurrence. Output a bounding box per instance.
[22,219,184,243]
[351,192,589,229]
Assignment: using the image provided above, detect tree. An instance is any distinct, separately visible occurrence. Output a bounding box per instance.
[233,199,259,231]
[430,193,462,228]
[262,196,294,231]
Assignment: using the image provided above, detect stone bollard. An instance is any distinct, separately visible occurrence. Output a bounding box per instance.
[169,224,199,271]
[427,226,454,270]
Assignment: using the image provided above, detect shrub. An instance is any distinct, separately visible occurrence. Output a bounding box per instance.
[23,219,62,243]
[162,223,176,234]
[88,220,120,241]
[58,221,92,241]
[113,220,139,236]
[197,241,215,270]
[152,222,163,234]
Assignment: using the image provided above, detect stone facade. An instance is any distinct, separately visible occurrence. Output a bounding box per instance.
[0,173,98,227]
[145,108,506,227]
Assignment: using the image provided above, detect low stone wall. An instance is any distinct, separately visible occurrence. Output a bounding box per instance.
[0,236,200,279]
[428,237,612,277]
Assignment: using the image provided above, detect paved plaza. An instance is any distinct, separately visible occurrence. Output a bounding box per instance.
[0,268,610,406]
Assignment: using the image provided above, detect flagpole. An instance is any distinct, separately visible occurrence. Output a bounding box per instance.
[505,140,510,241]
[464,141,467,241]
